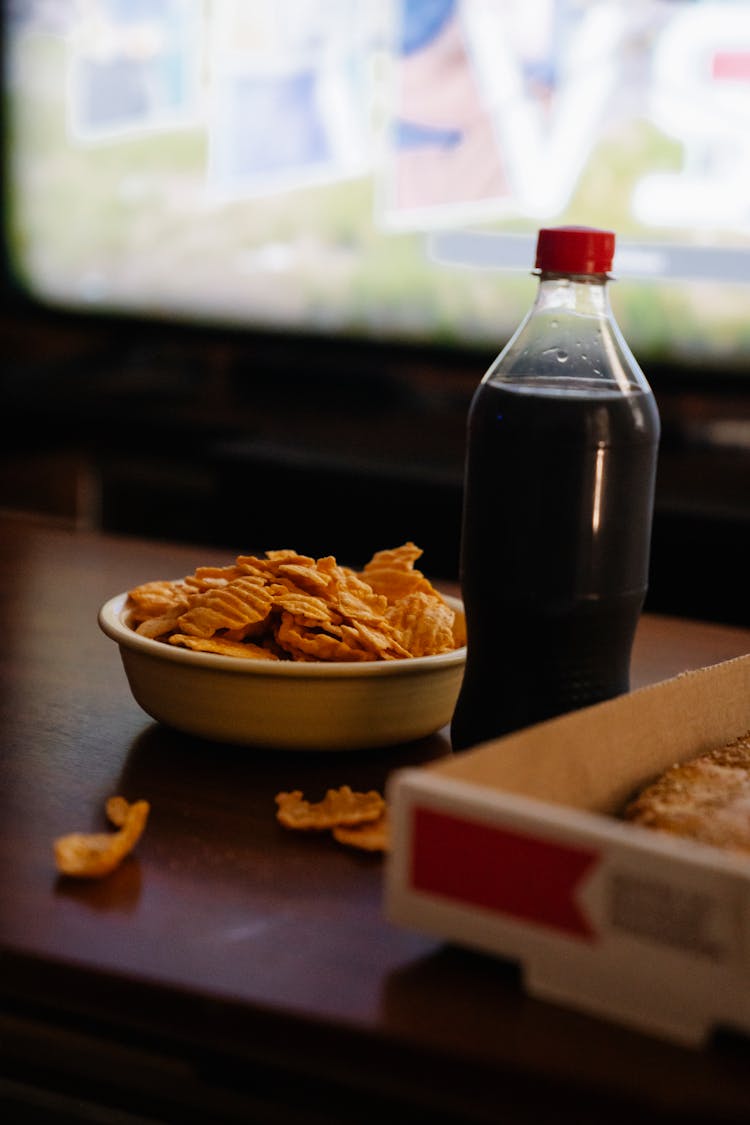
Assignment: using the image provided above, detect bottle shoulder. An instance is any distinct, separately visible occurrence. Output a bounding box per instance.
[486,310,651,397]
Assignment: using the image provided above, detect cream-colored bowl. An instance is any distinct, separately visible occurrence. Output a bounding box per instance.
[98,592,466,751]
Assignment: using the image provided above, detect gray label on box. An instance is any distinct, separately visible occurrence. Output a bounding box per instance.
[608,872,726,959]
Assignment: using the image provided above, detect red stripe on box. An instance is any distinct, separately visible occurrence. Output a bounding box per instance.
[410,806,599,940]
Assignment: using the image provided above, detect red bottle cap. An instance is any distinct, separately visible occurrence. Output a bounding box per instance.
[535,225,615,275]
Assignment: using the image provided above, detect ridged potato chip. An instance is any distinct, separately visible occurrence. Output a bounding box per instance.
[135,608,184,639]
[168,634,279,659]
[273,590,336,624]
[386,591,457,657]
[275,614,371,662]
[176,576,275,637]
[184,564,246,590]
[275,786,385,830]
[128,579,189,622]
[362,542,435,603]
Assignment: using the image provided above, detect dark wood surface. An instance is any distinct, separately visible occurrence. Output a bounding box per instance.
[2,512,750,1124]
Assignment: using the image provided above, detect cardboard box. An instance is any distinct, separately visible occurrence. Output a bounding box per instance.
[385,653,750,1047]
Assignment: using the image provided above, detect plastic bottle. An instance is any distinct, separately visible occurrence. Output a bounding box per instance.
[450,225,660,751]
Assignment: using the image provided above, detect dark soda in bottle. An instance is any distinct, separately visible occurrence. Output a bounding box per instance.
[451,226,660,751]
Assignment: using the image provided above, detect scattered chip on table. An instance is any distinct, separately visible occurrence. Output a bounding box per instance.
[275,786,386,831]
[54,796,150,879]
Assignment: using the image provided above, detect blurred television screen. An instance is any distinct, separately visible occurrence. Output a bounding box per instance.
[4,0,750,369]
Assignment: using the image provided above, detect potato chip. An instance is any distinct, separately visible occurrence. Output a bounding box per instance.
[275,561,332,592]
[168,634,279,659]
[127,579,190,622]
[272,590,335,624]
[339,619,410,660]
[54,797,150,879]
[275,613,374,662]
[451,611,467,649]
[365,542,424,570]
[275,786,385,830]
[361,566,433,603]
[135,608,184,639]
[265,549,312,563]
[176,576,274,637]
[386,591,456,656]
[237,550,314,581]
[184,564,245,590]
[362,542,436,604]
[329,570,389,624]
[332,812,390,853]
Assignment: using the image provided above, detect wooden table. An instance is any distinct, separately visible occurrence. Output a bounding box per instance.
[2,512,750,1124]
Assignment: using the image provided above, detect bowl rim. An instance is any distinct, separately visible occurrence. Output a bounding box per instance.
[98,591,466,679]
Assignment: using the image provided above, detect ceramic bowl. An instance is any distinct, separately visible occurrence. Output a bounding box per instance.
[98,592,466,751]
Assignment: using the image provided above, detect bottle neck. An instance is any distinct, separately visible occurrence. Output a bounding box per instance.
[533,272,612,318]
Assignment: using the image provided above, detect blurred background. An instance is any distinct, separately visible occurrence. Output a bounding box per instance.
[2,0,749,624]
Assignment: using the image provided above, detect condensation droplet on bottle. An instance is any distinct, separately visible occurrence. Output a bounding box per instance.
[542,346,569,363]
